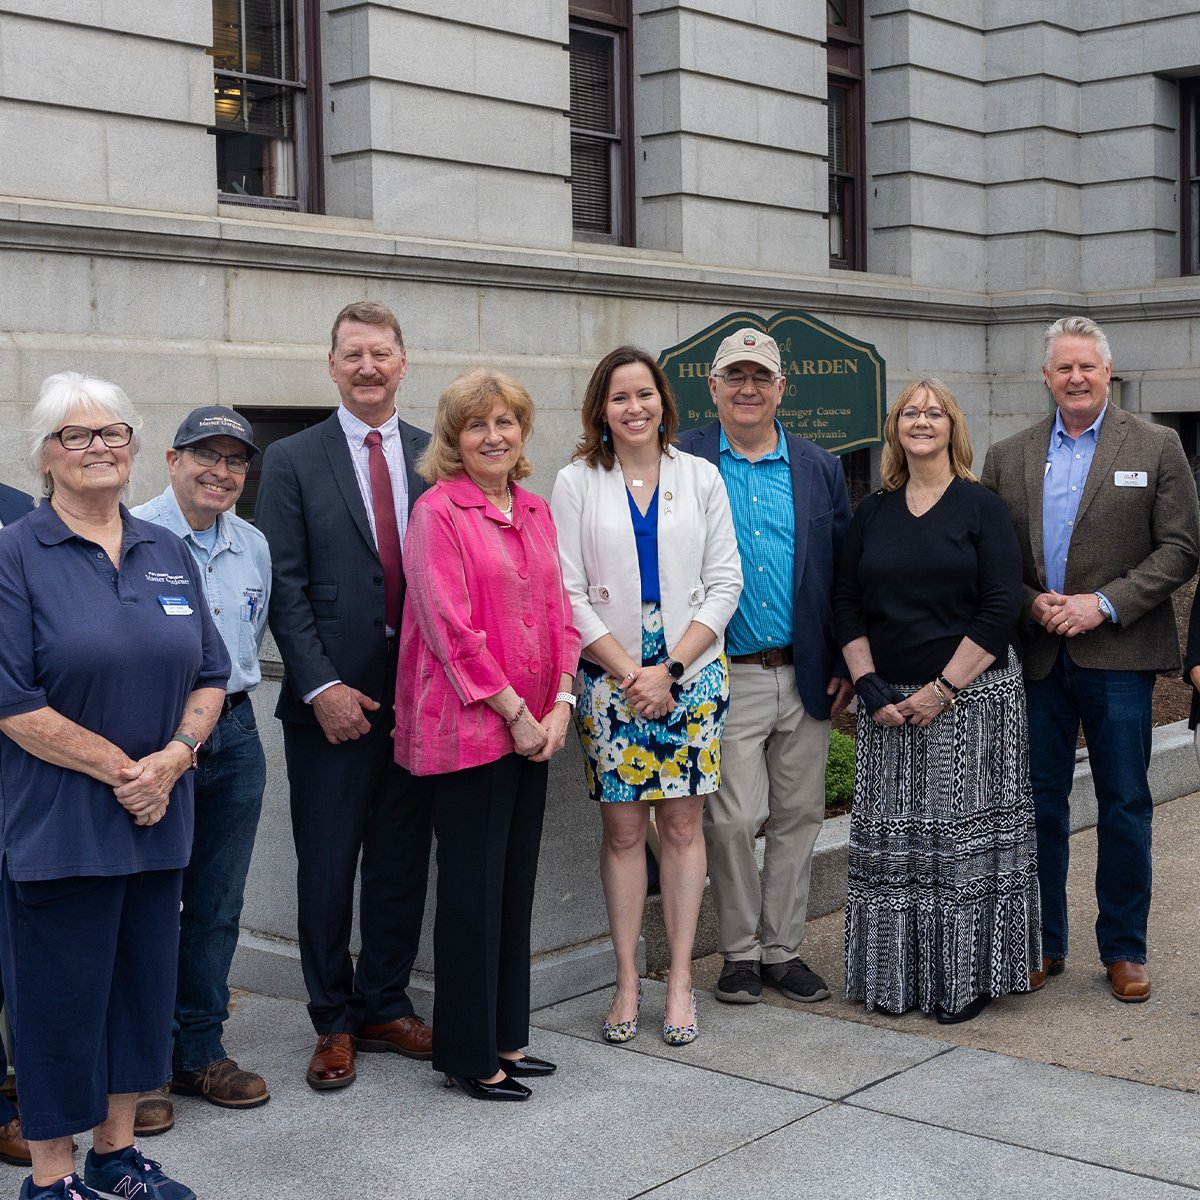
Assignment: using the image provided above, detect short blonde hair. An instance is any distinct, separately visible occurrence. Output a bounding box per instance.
[417,368,535,483]
[880,378,976,491]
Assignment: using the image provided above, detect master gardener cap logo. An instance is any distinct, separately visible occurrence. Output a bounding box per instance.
[711,328,782,375]
[172,406,261,457]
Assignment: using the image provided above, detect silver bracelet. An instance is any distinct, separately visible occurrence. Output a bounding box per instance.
[555,691,577,708]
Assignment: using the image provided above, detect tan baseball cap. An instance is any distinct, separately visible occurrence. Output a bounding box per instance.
[711,328,782,375]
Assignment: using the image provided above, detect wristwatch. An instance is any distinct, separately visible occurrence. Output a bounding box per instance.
[1095,593,1114,622]
[170,732,201,770]
[665,657,686,681]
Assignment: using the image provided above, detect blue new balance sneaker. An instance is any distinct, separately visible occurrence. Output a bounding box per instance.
[83,1146,195,1200]
[19,1174,100,1200]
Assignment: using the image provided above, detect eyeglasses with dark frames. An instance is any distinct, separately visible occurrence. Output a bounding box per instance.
[713,369,778,389]
[184,445,250,474]
[52,423,134,450]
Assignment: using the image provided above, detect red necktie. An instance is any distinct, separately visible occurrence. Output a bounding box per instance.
[364,430,403,629]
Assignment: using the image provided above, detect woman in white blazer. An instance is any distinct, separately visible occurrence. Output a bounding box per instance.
[552,346,742,1047]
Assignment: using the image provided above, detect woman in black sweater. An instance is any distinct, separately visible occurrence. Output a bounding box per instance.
[834,378,1041,1022]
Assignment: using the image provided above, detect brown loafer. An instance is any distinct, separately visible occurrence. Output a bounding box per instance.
[306,1032,357,1090]
[0,1116,31,1167]
[1028,956,1065,992]
[171,1058,270,1109]
[133,1085,175,1137]
[1106,960,1151,1002]
[357,1014,433,1060]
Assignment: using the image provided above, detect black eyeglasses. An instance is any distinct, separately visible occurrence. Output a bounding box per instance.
[184,445,250,474]
[52,423,134,450]
[713,369,778,389]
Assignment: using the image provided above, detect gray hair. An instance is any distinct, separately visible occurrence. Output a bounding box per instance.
[1043,316,1112,369]
[28,371,143,497]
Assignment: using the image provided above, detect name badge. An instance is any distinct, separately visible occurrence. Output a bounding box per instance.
[1114,471,1147,488]
[158,594,194,615]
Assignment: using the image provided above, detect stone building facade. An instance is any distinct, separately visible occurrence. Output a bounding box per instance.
[2,0,1199,999]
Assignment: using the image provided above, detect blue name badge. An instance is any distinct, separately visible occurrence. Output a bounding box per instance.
[158,594,194,616]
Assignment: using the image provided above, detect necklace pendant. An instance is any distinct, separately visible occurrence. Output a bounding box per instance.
[630,477,644,488]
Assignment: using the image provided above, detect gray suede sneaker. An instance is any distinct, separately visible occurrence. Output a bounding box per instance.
[715,959,763,1004]
[762,958,830,1002]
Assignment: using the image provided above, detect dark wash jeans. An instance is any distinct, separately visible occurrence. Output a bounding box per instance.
[173,695,266,1073]
[1025,646,1155,965]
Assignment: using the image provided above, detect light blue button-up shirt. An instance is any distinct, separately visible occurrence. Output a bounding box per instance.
[1042,403,1117,621]
[133,487,272,693]
[718,422,795,655]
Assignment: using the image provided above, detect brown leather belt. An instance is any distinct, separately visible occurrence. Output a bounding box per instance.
[729,647,794,669]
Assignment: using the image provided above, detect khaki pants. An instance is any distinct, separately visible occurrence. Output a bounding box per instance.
[703,661,830,965]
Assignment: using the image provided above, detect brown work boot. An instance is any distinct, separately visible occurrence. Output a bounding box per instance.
[171,1058,270,1109]
[134,1085,175,1137]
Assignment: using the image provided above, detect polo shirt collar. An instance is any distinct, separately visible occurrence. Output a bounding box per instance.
[29,500,155,551]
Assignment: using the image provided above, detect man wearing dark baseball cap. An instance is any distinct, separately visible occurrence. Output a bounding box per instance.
[131,406,272,1129]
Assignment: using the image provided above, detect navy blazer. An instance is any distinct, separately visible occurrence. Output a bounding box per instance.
[0,483,34,527]
[255,412,430,725]
[676,423,851,720]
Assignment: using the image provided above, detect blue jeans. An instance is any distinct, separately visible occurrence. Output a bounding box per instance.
[173,696,266,1073]
[1025,648,1155,965]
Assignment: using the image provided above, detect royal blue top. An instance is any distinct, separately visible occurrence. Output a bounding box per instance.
[627,485,661,603]
[0,503,230,881]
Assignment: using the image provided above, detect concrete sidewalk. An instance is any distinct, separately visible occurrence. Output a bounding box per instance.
[4,796,1198,1199]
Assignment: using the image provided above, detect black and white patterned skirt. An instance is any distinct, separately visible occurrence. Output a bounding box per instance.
[844,646,1041,1016]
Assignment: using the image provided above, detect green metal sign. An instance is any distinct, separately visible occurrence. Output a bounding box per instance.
[660,310,886,454]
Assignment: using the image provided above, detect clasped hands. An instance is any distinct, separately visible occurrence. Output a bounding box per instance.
[1032,591,1104,638]
[623,664,676,721]
[510,703,571,763]
[112,741,193,826]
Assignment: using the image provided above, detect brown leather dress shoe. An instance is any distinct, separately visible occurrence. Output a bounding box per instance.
[1106,960,1151,1002]
[133,1085,175,1137]
[171,1058,270,1109]
[0,1116,31,1167]
[306,1032,357,1090]
[1028,956,1065,992]
[357,1014,434,1059]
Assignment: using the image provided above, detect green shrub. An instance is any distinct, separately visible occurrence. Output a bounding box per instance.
[824,729,855,808]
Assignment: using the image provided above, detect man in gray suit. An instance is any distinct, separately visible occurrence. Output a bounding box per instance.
[981,315,1199,1003]
[255,302,434,1089]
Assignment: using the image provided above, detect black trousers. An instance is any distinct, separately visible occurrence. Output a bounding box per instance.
[283,701,434,1033]
[431,754,548,1079]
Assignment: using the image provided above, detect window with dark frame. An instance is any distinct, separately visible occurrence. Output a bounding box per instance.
[1182,77,1200,276]
[234,406,335,521]
[827,0,865,270]
[569,1,634,244]
[211,0,324,213]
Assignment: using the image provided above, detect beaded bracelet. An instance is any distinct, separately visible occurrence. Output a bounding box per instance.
[505,699,527,727]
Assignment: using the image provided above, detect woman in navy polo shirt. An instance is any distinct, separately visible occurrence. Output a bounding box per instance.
[0,373,229,1200]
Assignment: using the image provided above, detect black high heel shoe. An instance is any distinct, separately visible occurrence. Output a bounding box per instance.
[498,1054,557,1079]
[442,1072,532,1101]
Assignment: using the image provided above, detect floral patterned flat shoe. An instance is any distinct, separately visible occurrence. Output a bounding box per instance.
[602,981,643,1044]
[662,990,698,1046]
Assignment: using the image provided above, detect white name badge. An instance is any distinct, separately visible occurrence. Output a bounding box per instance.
[1114,471,1148,487]
[158,594,194,615]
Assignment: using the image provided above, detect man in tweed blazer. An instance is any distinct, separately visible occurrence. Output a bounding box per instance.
[981,315,1198,1003]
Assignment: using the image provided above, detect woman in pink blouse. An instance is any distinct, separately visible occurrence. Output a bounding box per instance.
[395,368,580,1102]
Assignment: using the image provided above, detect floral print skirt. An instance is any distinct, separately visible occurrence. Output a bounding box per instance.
[575,602,729,803]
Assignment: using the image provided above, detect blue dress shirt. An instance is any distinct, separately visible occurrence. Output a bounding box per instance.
[1042,403,1117,621]
[718,422,794,655]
